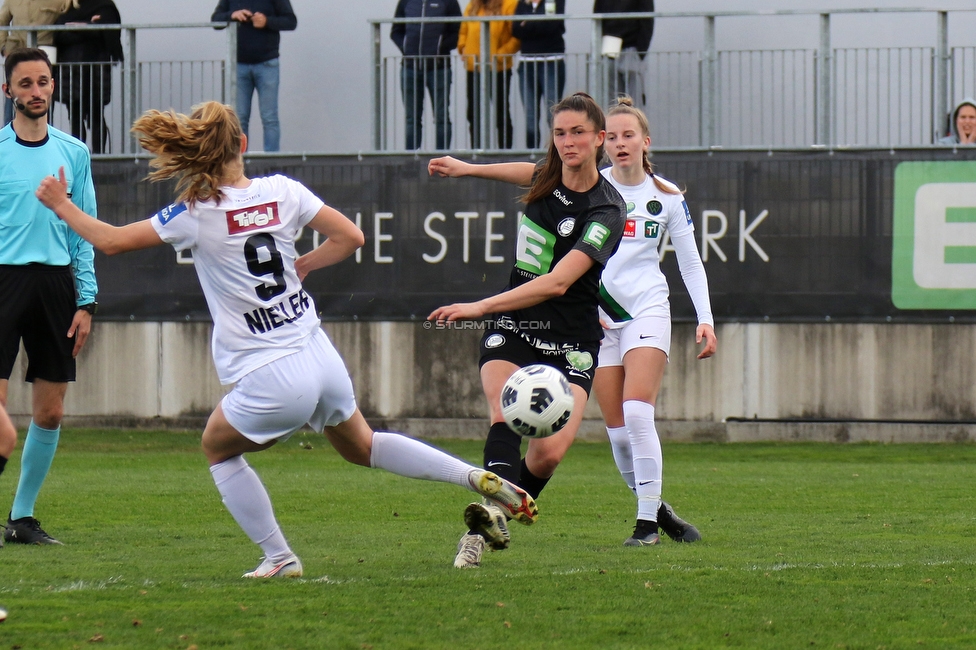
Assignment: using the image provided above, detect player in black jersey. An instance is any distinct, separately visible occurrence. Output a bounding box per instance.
[429,92,626,568]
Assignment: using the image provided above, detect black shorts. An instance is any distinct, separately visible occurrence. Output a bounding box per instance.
[0,264,77,383]
[479,325,600,395]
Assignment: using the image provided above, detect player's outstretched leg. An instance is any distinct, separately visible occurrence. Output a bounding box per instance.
[359,427,538,524]
[657,500,701,543]
[463,501,510,550]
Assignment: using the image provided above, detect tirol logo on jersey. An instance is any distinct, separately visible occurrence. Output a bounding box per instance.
[647,200,663,216]
[681,200,692,225]
[226,202,281,235]
[645,221,660,238]
[626,201,636,213]
[582,222,611,249]
[557,217,576,237]
[155,202,188,225]
[623,219,637,238]
[515,215,556,275]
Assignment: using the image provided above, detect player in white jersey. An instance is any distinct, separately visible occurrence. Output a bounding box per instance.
[35,101,537,578]
[594,96,716,546]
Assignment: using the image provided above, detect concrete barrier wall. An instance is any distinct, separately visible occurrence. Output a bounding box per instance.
[6,321,976,440]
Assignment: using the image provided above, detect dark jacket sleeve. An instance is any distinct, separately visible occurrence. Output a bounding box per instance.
[633,0,653,52]
[211,0,231,23]
[439,0,461,55]
[512,0,565,41]
[390,0,406,53]
[265,0,297,32]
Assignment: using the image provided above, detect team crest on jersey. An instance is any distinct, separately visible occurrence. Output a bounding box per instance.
[557,217,576,237]
[623,219,637,238]
[226,201,281,235]
[681,200,692,224]
[647,200,663,216]
[155,202,187,225]
[485,334,506,349]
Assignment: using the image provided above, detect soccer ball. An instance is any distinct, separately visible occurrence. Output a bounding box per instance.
[500,364,575,439]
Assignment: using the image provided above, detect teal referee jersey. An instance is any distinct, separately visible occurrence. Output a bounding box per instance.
[0,123,97,305]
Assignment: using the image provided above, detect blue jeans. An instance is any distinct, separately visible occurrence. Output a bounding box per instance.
[401,59,452,150]
[518,59,565,149]
[237,58,281,152]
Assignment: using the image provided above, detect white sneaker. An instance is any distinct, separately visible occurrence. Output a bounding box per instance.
[454,532,485,569]
[464,502,510,550]
[242,554,303,578]
[467,470,538,525]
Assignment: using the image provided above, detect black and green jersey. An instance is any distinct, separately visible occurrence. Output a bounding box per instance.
[500,174,625,343]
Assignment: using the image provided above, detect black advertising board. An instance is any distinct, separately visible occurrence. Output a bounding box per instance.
[88,149,976,323]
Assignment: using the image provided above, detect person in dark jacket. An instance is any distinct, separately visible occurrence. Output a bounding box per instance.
[512,0,565,149]
[390,0,462,150]
[212,0,296,152]
[594,0,653,106]
[52,0,123,153]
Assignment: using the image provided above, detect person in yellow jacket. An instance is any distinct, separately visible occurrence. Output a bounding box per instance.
[458,0,519,149]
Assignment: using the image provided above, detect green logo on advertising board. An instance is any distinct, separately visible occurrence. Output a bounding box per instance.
[892,162,976,309]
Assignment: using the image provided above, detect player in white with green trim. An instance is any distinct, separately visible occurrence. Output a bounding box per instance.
[36,101,537,578]
[594,97,717,547]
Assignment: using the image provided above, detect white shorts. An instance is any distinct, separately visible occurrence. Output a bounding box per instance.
[221,327,358,445]
[598,315,671,367]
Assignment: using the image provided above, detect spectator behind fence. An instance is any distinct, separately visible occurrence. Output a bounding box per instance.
[512,0,565,149]
[594,0,653,107]
[391,0,461,150]
[0,0,63,125]
[52,0,122,154]
[937,98,976,145]
[458,0,519,149]
[211,0,296,152]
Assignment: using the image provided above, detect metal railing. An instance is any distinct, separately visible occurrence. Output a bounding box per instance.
[371,9,976,152]
[1,22,236,155]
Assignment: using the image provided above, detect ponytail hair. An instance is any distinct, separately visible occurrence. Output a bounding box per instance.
[607,96,682,195]
[522,92,607,204]
[131,101,244,206]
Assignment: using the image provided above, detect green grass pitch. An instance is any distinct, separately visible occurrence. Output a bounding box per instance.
[1,430,975,649]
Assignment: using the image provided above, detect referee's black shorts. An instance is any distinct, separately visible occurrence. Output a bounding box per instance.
[0,264,77,383]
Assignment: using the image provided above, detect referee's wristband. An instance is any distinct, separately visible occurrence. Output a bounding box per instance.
[78,302,98,315]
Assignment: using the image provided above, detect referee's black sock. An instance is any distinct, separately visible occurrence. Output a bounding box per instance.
[518,458,551,499]
[483,422,522,484]
[0,454,6,477]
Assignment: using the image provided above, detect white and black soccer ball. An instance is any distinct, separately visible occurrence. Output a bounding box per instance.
[500,364,575,439]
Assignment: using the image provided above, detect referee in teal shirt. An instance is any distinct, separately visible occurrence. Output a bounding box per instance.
[0,48,97,547]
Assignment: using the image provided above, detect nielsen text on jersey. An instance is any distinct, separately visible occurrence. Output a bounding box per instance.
[244,289,311,334]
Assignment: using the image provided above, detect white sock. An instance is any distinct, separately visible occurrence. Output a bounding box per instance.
[210,456,293,563]
[623,400,663,522]
[369,431,474,489]
[606,425,635,491]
